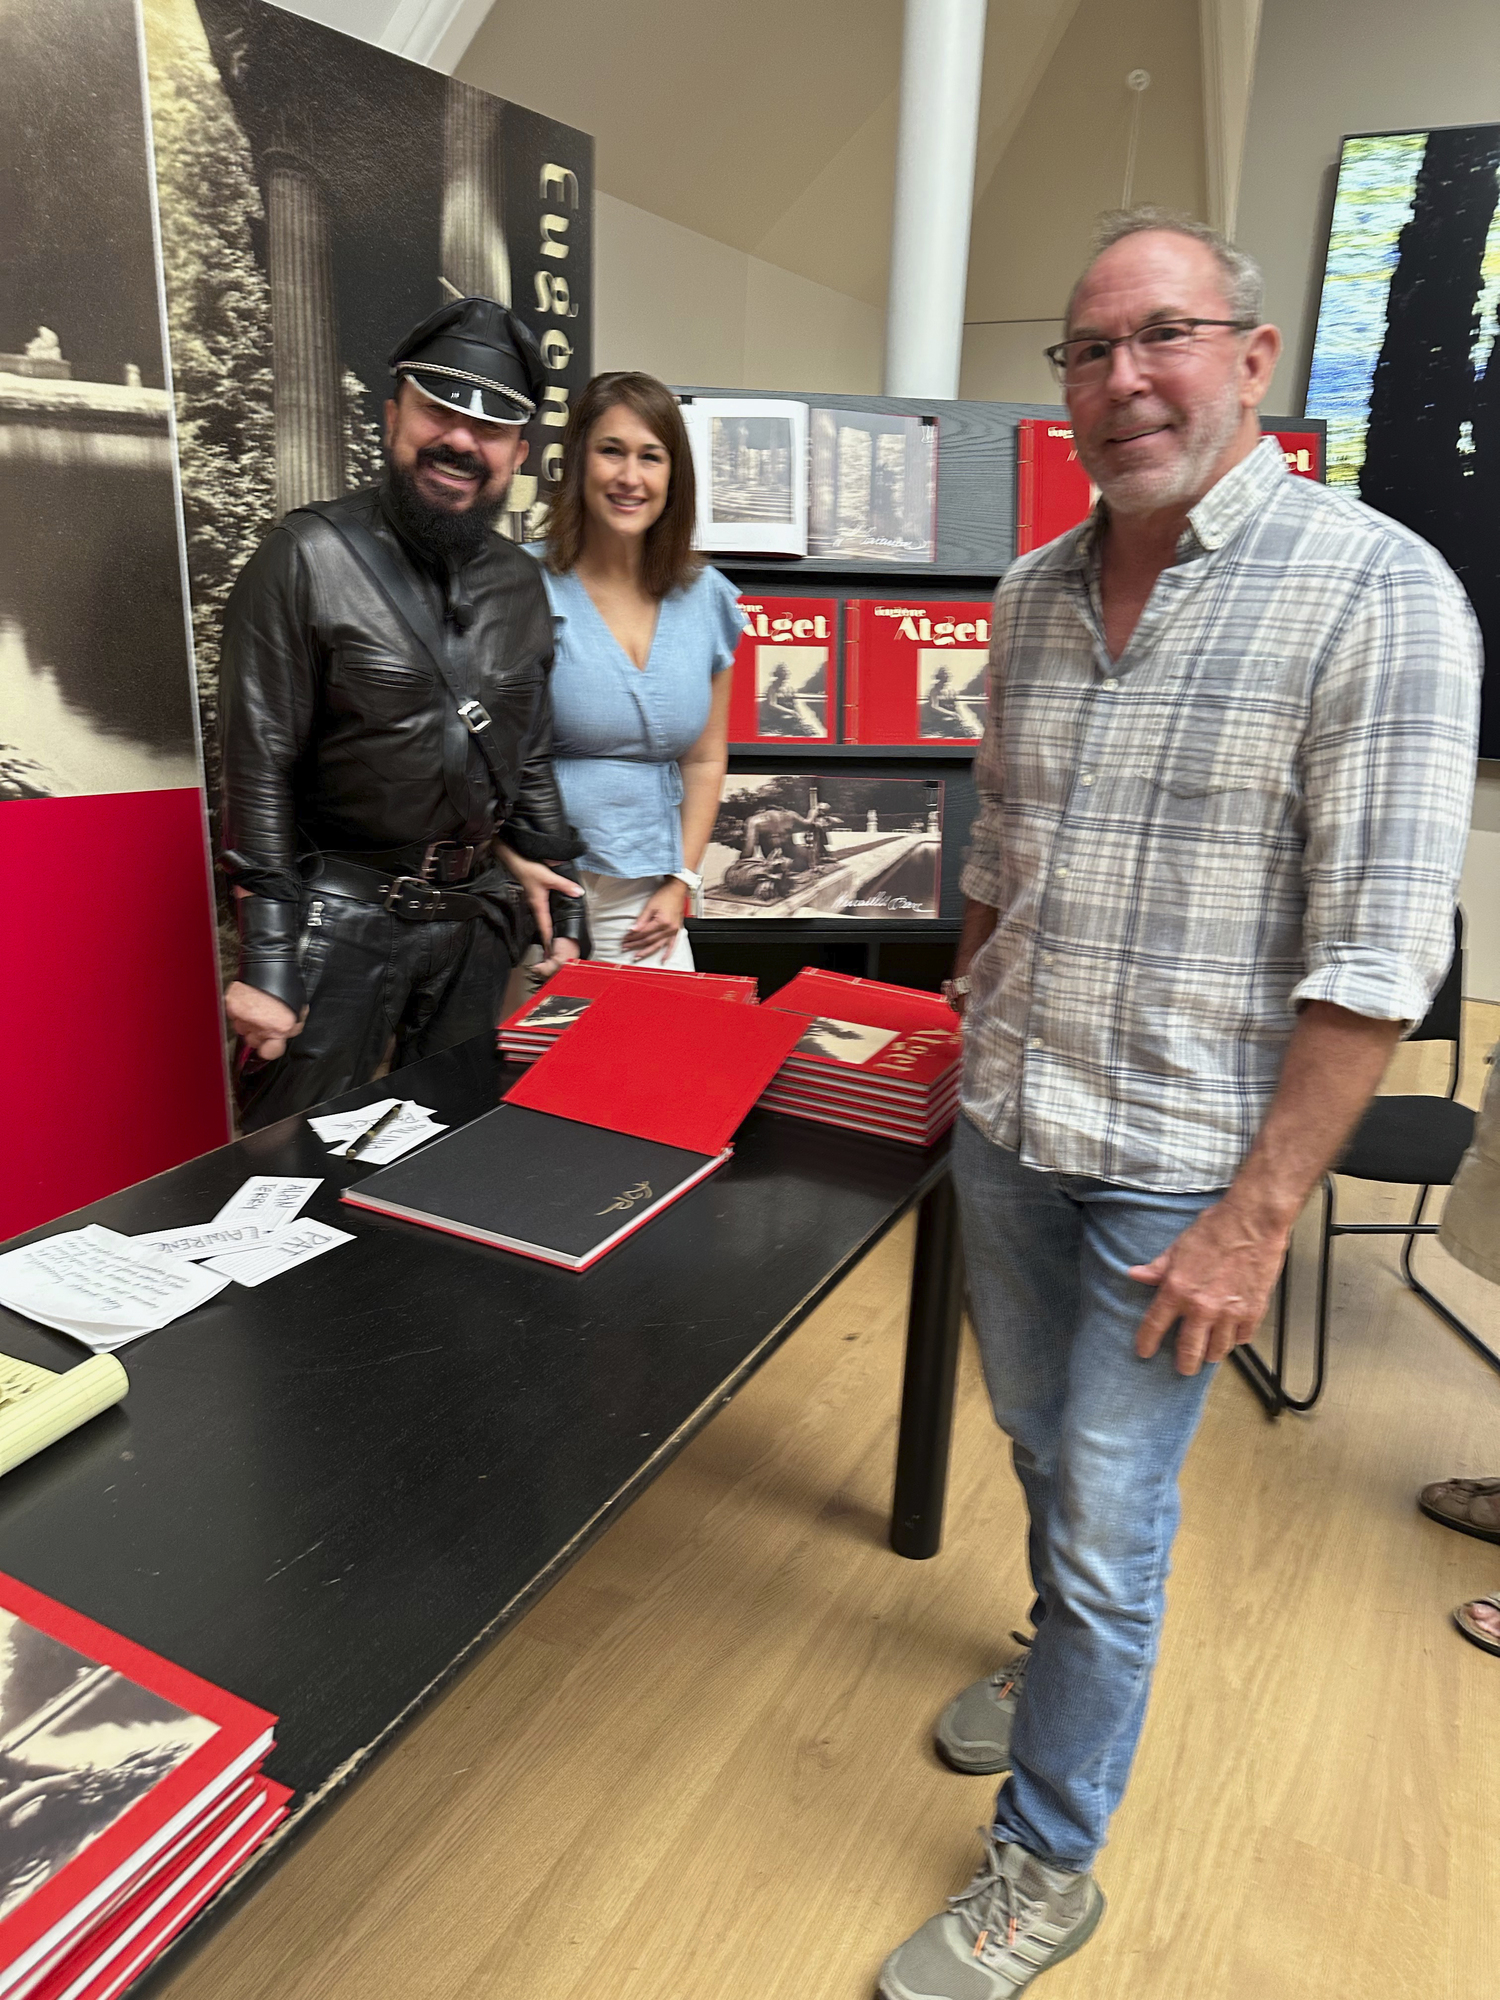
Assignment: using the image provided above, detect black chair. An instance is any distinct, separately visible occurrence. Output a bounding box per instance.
[1231,909,1491,1417]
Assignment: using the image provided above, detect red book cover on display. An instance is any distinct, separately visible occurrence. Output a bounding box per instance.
[1017,417,1323,554]
[727,596,839,744]
[766,968,960,1035]
[841,599,991,745]
[0,1575,276,2000]
[1016,419,1096,555]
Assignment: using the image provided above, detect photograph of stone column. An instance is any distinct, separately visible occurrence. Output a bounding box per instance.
[0,0,199,800]
[140,0,593,810]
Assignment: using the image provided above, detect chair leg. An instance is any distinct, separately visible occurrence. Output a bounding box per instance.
[1230,1178,1335,1416]
[1399,1186,1500,1378]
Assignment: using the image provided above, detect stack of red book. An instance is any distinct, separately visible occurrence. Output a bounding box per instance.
[760,969,962,1145]
[498,962,759,1065]
[0,1574,286,2000]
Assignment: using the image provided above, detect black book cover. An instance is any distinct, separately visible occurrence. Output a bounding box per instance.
[340,1104,727,1270]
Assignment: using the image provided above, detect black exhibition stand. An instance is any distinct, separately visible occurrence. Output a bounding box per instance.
[0,1035,963,1989]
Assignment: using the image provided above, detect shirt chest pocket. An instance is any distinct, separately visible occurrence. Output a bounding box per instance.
[327,639,434,721]
[1131,656,1300,826]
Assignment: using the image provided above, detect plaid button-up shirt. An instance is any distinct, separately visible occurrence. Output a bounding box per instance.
[960,438,1481,1191]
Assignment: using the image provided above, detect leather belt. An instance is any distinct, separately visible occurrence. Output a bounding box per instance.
[323,839,480,885]
[304,855,488,922]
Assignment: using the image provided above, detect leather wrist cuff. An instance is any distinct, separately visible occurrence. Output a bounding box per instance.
[237,897,307,1014]
[499,819,587,864]
[549,882,590,954]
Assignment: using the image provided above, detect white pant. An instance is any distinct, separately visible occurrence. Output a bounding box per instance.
[582,871,695,969]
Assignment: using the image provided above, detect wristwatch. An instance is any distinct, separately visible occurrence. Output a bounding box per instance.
[669,866,703,895]
[942,974,972,1008]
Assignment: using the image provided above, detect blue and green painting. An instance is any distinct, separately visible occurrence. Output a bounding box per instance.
[1307,125,1500,753]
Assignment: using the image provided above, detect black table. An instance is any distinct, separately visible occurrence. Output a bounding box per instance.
[0,1035,964,1984]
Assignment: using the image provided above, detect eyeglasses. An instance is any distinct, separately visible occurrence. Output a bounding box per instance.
[1044,317,1258,386]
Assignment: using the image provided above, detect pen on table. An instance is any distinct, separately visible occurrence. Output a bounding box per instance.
[341,1102,406,1160]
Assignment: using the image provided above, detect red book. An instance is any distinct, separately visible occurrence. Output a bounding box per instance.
[758,1089,956,1147]
[507,985,805,1156]
[841,599,991,745]
[728,596,838,744]
[1016,419,1096,555]
[765,968,960,1035]
[31,1776,289,2000]
[0,1576,275,2000]
[1017,417,1322,554]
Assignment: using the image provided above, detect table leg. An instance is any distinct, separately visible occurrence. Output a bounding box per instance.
[890,1171,964,1559]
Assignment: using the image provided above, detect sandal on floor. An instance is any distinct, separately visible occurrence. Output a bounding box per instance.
[1419,1477,1500,1544]
[1454,1595,1500,1656]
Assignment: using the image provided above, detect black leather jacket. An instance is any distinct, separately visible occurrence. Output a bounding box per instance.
[219,486,586,1005]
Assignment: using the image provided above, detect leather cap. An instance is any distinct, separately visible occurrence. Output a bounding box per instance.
[390,296,546,426]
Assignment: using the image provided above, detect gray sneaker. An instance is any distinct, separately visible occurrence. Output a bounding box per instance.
[877,1830,1105,2000]
[933,1633,1032,1775]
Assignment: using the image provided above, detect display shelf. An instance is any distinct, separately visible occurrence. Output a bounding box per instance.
[726,742,977,763]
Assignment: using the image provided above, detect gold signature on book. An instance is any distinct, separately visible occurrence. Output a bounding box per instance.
[596,1181,654,1216]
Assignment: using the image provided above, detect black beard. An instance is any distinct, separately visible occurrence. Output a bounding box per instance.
[381,451,501,565]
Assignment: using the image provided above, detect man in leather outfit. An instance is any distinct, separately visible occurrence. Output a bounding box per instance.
[219,297,588,1130]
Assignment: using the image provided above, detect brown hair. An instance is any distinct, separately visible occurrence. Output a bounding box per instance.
[545,372,702,599]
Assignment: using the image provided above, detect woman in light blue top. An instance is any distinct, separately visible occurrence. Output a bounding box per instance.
[531,372,741,967]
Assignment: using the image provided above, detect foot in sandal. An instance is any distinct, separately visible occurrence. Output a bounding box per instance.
[1455,1596,1500,1656]
[1418,1477,1500,1544]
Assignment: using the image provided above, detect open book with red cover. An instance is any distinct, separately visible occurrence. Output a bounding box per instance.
[349,985,808,1270]
[0,1573,278,2000]
[498,961,758,1065]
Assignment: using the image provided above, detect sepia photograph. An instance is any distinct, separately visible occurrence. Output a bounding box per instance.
[702,773,942,920]
[808,408,937,563]
[755,645,829,739]
[0,0,200,802]
[0,1609,216,1920]
[517,991,593,1030]
[792,1017,899,1064]
[917,649,987,740]
[711,414,794,525]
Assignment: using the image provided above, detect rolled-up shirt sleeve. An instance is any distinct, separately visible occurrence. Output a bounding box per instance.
[959,585,1010,909]
[1291,542,1481,1026]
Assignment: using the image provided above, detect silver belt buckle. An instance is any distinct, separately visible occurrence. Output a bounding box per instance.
[457,699,491,735]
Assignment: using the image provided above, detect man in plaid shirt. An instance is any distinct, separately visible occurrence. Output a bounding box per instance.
[880,210,1480,2000]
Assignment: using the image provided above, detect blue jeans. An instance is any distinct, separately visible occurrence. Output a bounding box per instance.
[951,1113,1222,1873]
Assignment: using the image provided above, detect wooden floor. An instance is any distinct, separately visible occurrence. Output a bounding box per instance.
[164,1007,1500,2000]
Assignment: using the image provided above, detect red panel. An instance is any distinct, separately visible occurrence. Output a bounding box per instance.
[1,790,229,1238]
[1269,428,1324,480]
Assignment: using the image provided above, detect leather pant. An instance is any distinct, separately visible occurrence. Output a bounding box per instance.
[236,886,515,1131]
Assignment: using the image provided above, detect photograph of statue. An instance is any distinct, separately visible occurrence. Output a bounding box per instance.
[702,773,942,920]
[754,645,829,740]
[0,0,199,801]
[0,1608,215,1922]
[139,0,593,806]
[1306,125,1500,754]
[808,407,937,562]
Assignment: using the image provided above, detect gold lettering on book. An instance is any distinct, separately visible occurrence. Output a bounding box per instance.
[597,1181,654,1216]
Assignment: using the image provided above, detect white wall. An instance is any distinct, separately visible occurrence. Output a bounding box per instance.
[595,193,883,394]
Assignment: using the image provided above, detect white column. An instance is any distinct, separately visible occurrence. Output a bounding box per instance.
[884,0,989,398]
